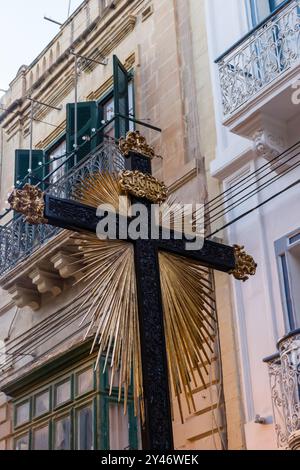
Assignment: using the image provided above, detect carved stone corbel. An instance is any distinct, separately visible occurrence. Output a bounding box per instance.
[50,251,82,281]
[7,284,40,311]
[252,116,288,173]
[29,268,63,297]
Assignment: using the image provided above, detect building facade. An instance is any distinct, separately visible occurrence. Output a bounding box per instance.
[206,0,300,450]
[0,0,246,451]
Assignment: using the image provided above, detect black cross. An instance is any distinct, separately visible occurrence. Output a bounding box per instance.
[43,152,235,451]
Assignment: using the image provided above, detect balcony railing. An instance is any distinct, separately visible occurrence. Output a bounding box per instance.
[0,139,125,277]
[216,0,300,118]
[265,329,300,449]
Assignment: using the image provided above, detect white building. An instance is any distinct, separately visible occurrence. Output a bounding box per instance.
[206,0,300,450]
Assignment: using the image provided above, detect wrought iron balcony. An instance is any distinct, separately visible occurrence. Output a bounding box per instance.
[216,0,300,119]
[265,329,300,450]
[0,139,124,277]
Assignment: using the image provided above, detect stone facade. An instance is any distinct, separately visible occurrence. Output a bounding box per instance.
[0,0,244,450]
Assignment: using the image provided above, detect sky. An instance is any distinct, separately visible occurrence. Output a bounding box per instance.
[0,0,83,94]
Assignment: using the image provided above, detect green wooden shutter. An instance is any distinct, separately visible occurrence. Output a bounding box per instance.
[15,150,44,187]
[113,55,129,140]
[66,101,98,167]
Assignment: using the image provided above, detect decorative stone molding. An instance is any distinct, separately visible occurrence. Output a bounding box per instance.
[29,268,63,297]
[0,231,82,311]
[253,128,286,161]
[7,285,40,311]
[251,114,289,173]
[50,251,82,280]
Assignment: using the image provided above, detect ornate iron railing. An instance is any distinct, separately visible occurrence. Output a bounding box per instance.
[216,0,300,117]
[0,139,125,276]
[266,330,300,449]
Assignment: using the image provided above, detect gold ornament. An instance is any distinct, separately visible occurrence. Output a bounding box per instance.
[119,170,168,204]
[73,171,127,213]
[119,131,157,159]
[8,184,48,225]
[230,245,257,282]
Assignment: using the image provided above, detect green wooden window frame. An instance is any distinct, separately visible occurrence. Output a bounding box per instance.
[13,357,139,450]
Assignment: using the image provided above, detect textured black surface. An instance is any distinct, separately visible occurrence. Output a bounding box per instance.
[157,237,236,272]
[45,198,235,272]
[125,151,152,173]
[134,239,174,450]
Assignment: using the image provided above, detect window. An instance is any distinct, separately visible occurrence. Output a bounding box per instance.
[54,415,71,450]
[249,0,287,26]
[15,400,30,427]
[34,390,50,418]
[12,356,139,450]
[33,424,49,450]
[98,81,134,141]
[14,433,29,451]
[276,230,300,332]
[46,139,67,185]
[54,379,71,408]
[76,403,94,450]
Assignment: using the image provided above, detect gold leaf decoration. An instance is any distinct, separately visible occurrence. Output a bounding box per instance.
[8,184,48,225]
[73,171,128,213]
[70,233,144,420]
[158,252,216,422]
[230,244,257,282]
[119,170,168,204]
[119,130,157,159]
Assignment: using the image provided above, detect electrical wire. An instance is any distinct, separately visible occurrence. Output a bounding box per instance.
[205,145,300,221]
[203,139,300,211]
[206,156,300,228]
[207,178,300,239]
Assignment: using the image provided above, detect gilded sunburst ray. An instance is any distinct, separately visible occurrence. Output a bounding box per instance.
[71,172,217,423]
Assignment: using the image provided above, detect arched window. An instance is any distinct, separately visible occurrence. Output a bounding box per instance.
[36,63,40,80]
[49,49,54,67]
[42,57,47,74]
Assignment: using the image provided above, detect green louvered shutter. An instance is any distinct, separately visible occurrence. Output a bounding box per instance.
[15,149,44,187]
[66,101,98,168]
[113,55,130,140]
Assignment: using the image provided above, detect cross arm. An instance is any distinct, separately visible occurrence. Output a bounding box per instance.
[8,188,256,281]
[157,238,236,273]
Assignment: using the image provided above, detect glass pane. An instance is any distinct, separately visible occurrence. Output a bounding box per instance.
[49,140,67,184]
[15,434,29,450]
[77,368,94,396]
[103,98,115,138]
[35,390,50,417]
[109,402,129,450]
[54,416,71,450]
[76,405,93,450]
[15,401,30,426]
[33,425,49,450]
[55,380,71,407]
